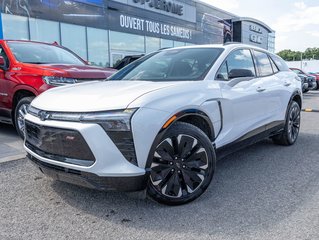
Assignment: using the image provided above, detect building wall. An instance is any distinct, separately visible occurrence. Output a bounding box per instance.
[287,60,319,73]
[0,0,274,67]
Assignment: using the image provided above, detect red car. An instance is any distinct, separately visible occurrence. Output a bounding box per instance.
[0,40,116,138]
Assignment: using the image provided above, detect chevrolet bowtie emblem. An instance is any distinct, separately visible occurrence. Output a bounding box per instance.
[38,111,50,121]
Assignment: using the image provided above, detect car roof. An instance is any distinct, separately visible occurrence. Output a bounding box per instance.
[166,43,271,53]
[2,39,57,46]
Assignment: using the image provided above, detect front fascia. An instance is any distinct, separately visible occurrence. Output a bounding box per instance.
[24,114,146,177]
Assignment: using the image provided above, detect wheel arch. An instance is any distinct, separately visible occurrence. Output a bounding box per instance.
[12,89,36,124]
[145,109,215,169]
[172,110,215,142]
[291,92,302,109]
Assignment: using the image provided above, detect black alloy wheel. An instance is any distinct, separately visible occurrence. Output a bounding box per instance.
[273,101,301,146]
[147,122,216,205]
[287,102,301,143]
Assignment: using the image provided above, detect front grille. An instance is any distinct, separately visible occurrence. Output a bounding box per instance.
[25,121,95,167]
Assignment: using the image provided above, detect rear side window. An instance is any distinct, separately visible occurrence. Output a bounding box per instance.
[254,50,273,76]
[216,49,256,81]
[270,54,289,71]
[269,57,279,73]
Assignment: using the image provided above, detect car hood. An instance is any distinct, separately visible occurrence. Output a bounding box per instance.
[22,63,116,79]
[31,81,184,112]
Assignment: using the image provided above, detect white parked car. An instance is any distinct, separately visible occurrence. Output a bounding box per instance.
[24,44,302,205]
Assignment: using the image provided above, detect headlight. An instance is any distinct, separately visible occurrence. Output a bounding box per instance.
[27,107,137,131]
[43,76,77,86]
[81,109,137,131]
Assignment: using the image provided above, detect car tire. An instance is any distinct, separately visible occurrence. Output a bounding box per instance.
[272,101,300,146]
[147,122,216,205]
[14,96,34,139]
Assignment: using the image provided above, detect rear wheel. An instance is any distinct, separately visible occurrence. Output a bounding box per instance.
[14,96,34,139]
[272,101,300,146]
[147,122,216,205]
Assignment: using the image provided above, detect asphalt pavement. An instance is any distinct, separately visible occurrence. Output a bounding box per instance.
[0,123,25,163]
[0,92,318,240]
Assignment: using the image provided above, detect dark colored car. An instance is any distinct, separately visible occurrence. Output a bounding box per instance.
[296,74,309,93]
[308,72,319,89]
[113,55,144,70]
[290,68,316,91]
[0,40,116,138]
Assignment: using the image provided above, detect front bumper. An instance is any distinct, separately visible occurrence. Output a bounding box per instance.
[28,153,149,192]
[24,113,148,191]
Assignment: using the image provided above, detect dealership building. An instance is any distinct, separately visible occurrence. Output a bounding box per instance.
[0,0,275,67]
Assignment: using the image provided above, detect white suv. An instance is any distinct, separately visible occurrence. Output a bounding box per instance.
[24,44,302,205]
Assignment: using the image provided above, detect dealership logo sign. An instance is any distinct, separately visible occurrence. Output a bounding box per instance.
[249,25,262,34]
[250,34,263,44]
[133,0,184,16]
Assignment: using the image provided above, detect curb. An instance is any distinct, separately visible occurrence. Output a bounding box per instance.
[0,154,26,164]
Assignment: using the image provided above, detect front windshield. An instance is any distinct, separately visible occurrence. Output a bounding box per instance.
[7,42,85,65]
[110,48,223,81]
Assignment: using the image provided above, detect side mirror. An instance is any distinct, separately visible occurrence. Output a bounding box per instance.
[229,69,254,79]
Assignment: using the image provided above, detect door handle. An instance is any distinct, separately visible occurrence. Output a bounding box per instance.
[284,82,291,87]
[256,87,266,92]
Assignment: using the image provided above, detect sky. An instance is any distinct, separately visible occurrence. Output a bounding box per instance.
[200,0,319,52]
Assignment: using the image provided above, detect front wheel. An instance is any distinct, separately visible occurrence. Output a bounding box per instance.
[147,122,216,205]
[272,101,301,146]
[14,96,34,139]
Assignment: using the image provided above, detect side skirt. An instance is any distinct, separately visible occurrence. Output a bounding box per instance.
[216,121,285,160]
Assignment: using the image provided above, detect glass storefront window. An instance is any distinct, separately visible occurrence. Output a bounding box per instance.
[2,14,29,40]
[61,23,87,60]
[29,18,60,44]
[109,31,144,53]
[146,37,160,53]
[174,41,186,47]
[87,27,109,67]
[161,39,173,49]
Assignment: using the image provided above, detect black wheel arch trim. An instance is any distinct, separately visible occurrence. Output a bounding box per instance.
[290,90,302,108]
[163,109,215,141]
[286,90,302,121]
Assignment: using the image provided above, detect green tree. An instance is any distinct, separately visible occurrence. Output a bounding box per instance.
[277,48,319,61]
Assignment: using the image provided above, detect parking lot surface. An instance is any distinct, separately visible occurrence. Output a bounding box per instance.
[0,124,25,163]
[0,92,318,240]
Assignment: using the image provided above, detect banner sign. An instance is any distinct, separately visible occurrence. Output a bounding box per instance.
[119,14,192,40]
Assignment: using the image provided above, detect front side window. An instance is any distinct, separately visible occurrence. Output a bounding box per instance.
[254,51,273,76]
[0,45,9,68]
[216,49,256,81]
[7,42,85,65]
[110,48,223,81]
